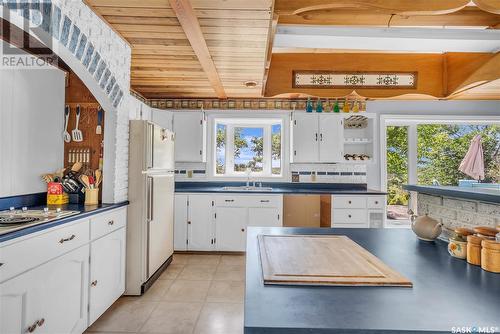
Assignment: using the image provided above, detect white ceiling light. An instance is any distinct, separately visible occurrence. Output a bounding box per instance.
[274,26,500,53]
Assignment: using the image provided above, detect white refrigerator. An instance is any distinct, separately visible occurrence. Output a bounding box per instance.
[126,120,175,295]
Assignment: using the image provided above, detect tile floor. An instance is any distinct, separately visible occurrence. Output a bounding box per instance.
[86,253,245,334]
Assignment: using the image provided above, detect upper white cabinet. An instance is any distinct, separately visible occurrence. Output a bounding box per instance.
[173,112,206,162]
[292,113,344,163]
[152,109,173,131]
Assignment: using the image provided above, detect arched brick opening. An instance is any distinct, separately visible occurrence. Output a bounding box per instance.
[1,1,132,203]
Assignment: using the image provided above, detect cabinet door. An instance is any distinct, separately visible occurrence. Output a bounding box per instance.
[173,112,206,162]
[292,113,319,163]
[319,115,344,162]
[188,194,214,251]
[215,207,247,252]
[37,245,89,334]
[174,194,189,251]
[0,245,89,334]
[248,207,281,227]
[89,228,126,325]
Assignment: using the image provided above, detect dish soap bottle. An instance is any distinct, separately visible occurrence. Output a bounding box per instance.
[306,97,313,113]
[316,98,323,113]
[333,99,340,113]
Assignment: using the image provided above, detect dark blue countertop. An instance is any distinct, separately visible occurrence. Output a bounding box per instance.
[0,202,129,243]
[245,227,500,334]
[404,184,500,203]
[176,182,386,195]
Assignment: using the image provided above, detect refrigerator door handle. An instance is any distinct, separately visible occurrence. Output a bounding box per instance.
[147,176,154,222]
[146,123,154,169]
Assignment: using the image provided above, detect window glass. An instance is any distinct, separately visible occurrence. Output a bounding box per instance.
[272,124,282,175]
[216,124,226,175]
[234,127,264,173]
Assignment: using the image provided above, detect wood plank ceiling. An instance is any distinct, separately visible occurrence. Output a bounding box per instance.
[86,0,500,100]
[86,0,273,98]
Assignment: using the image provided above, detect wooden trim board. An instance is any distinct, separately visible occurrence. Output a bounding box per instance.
[258,234,413,287]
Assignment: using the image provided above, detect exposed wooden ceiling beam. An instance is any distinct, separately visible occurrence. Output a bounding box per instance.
[169,0,227,98]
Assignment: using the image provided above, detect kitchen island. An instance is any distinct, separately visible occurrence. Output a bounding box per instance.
[245,227,500,334]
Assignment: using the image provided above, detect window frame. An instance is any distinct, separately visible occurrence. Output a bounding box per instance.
[207,112,290,181]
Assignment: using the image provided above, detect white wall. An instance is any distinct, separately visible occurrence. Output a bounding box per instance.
[366,100,500,191]
[0,44,65,196]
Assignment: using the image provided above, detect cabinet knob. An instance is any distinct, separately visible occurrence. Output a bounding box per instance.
[36,319,45,327]
[0,263,3,268]
[108,220,114,226]
[91,280,98,287]
[59,234,75,244]
[348,201,352,204]
[260,200,270,203]
[225,199,234,202]
[26,323,37,333]
[187,221,191,225]
[375,201,379,205]
[348,215,352,218]
[241,228,245,232]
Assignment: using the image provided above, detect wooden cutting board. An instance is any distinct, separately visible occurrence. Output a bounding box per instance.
[258,234,412,287]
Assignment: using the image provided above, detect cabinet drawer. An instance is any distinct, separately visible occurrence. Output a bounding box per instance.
[332,209,368,226]
[367,196,385,209]
[332,196,367,209]
[0,219,89,283]
[90,208,127,240]
[216,195,281,208]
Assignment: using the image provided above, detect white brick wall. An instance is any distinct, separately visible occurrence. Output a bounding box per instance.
[418,193,499,238]
[1,1,132,203]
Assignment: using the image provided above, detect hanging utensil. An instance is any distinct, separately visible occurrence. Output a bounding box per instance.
[63,105,71,143]
[71,162,82,173]
[72,105,83,142]
[80,175,91,189]
[96,107,103,135]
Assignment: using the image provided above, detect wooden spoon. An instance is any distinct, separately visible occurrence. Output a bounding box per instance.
[80,175,91,189]
[71,162,82,172]
[95,170,102,188]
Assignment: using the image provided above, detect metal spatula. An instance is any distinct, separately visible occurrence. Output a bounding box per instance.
[72,105,83,142]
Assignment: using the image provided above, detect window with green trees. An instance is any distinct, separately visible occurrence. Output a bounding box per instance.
[215,119,283,177]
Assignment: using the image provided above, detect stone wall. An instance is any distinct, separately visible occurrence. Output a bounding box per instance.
[417,193,499,239]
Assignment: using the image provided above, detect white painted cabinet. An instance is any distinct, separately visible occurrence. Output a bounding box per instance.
[174,194,214,251]
[89,228,126,325]
[174,193,282,252]
[319,114,344,163]
[173,112,206,162]
[0,207,127,334]
[215,207,247,251]
[174,194,189,251]
[292,113,344,163]
[292,113,319,163]
[331,195,386,228]
[0,245,89,334]
[248,207,281,227]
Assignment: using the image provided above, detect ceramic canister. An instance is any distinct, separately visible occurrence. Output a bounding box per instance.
[448,237,467,259]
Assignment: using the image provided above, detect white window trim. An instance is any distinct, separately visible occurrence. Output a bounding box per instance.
[206,111,290,181]
[380,114,500,224]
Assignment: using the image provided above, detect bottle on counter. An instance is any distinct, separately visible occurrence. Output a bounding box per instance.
[343,100,351,113]
[333,99,340,113]
[316,98,323,113]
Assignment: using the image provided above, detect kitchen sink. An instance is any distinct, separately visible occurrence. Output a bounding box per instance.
[222,186,274,192]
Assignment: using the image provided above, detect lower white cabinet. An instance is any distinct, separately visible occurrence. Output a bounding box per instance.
[215,207,247,251]
[89,228,126,325]
[174,193,282,252]
[0,207,127,334]
[331,195,386,228]
[0,245,89,334]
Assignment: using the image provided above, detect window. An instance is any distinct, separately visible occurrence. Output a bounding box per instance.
[214,118,283,177]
